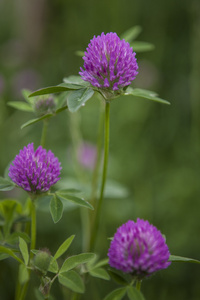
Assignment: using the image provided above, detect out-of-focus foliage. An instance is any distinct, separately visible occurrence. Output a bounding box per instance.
[0,0,200,299]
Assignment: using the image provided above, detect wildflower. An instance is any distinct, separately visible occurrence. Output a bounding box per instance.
[108,219,171,279]
[8,143,61,193]
[79,32,138,92]
[34,95,56,116]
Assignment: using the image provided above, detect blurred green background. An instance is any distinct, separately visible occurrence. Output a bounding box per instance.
[0,0,200,299]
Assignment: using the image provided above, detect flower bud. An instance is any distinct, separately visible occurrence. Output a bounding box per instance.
[34,248,51,275]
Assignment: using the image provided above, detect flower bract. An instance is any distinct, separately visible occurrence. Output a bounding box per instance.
[108,219,171,279]
[8,143,61,193]
[79,32,138,92]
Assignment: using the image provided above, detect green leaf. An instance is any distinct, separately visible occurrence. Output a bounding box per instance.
[19,237,29,265]
[0,245,24,264]
[121,26,142,42]
[169,255,200,264]
[75,50,85,57]
[63,76,88,86]
[59,82,86,90]
[126,286,145,300]
[131,41,155,52]
[56,193,93,210]
[55,105,68,114]
[20,105,68,129]
[48,256,59,273]
[21,89,33,104]
[6,232,30,245]
[58,270,85,293]
[67,88,94,112]
[92,258,109,269]
[125,87,170,105]
[0,253,9,260]
[29,86,72,97]
[21,113,53,129]
[103,287,127,300]
[18,264,29,284]
[7,101,33,112]
[108,270,129,286]
[0,199,22,237]
[57,188,81,194]
[60,253,96,273]
[50,195,63,223]
[54,235,75,260]
[0,177,15,191]
[89,267,110,280]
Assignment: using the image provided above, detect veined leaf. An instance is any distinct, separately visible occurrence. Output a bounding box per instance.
[169,255,200,264]
[7,101,33,112]
[20,105,68,129]
[125,87,170,105]
[0,177,15,191]
[21,113,53,129]
[56,193,93,210]
[59,82,86,90]
[103,287,127,300]
[29,86,72,97]
[126,286,145,300]
[58,270,85,293]
[54,235,75,260]
[60,253,96,273]
[0,245,24,264]
[19,237,29,265]
[50,195,63,223]
[89,267,110,281]
[63,76,88,86]
[48,256,59,273]
[92,258,109,269]
[67,88,94,112]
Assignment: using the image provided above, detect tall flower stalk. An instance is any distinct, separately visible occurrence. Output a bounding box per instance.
[79,32,138,250]
[90,101,110,250]
[9,143,62,300]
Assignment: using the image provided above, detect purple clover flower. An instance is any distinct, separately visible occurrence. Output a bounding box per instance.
[79,32,138,92]
[108,219,171,279]
[8,143,61,193]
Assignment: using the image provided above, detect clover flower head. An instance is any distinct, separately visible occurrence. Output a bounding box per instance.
[34,95,56,116]
[79,32,138,92]
[108,219,171,279]
[8,143,61,193]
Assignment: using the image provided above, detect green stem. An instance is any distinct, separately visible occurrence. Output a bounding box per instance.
[90,100,104,210]
[40,120,49,147]
[136,280,142,291]
[14,199,36,300]
[30,200,36,256]
[89,101,110,250]
[17,200,37,300]
[18,284,29,300]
